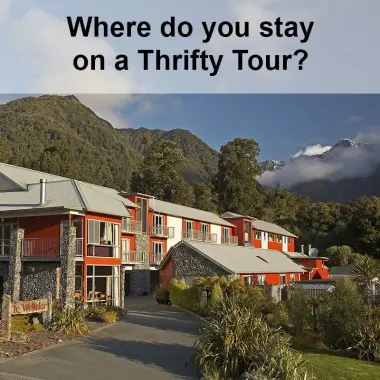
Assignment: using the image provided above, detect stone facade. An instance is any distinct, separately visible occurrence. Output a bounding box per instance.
[120,265,125,309]
[8,228,24,301]
[21,262,60,300]
[172,244,230,279]
[59,226,77,307]
[130,233,150,295]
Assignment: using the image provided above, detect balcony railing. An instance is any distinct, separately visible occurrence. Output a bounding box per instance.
[122,219,142,234]
[149,225,174,238]
[23,238,61,258]
[150,253,164,265]
[0,239,11,256]
[87,244,118,258]
[76,238,84,257]
[221,235,238,245]
[182,230,218,243]
[122,251,145,264]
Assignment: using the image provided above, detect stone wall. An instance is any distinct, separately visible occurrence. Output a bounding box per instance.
[130,233,150,295]
[21,262,60,300]
[60,226,76,307]
[172,244,230,279]
[8,228,24,301]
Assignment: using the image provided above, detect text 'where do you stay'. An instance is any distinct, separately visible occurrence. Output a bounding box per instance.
[67,17,315,76]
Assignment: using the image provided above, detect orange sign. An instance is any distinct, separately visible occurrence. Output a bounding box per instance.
[11,299,48,315]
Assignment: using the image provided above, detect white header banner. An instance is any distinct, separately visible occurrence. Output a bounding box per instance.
[0,0,378,93]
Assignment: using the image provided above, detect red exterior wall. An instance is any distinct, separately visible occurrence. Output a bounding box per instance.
[294,257,330,280]
[268,237,283,252]
[239,272,301,285]
[19,215,66,238]
[159,257,173,286]
[288,238,295,252]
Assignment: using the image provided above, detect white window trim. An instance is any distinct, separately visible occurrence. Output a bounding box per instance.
[280,274,287,284]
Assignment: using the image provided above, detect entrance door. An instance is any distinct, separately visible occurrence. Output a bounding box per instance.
[0,276,4,305]
[150,270,159,293]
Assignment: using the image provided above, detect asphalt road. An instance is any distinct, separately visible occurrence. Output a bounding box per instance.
[0,297,202,380]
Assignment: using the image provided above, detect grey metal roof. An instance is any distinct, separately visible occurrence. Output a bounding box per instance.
[0,163,136,217]
[283,251,309,258]
[330,266,354,276]
[290,283,335,291]
[167,240,305,274]
[150,199,234,227]
[221,211,298,238]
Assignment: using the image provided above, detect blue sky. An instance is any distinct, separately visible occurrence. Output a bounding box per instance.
[122,94,379,161]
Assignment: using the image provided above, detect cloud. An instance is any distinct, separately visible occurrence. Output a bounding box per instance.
[259,133,380,188]
[293,144,332,158]
[354,128,380,143]
[348,115,362,124]
[130,95,183,119]
[0,0,10,24]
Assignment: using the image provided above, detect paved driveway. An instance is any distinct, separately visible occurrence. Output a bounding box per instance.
[0,297,202,380]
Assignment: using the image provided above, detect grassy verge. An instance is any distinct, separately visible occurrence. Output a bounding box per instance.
[301,348,380,380]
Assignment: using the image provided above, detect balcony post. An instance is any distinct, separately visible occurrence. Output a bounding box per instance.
[8,228,24,301]
[60,226,77,308]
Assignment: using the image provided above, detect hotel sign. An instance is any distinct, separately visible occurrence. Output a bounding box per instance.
[11,299,49,315]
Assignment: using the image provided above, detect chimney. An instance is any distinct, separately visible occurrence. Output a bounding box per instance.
[308,244,312,256]
[301,244,304,254]
[40,179,47,205]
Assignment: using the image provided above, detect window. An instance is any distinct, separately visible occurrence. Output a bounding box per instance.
[184,220,194,239]
[201,223,209,240]
[254,230,262,240]
[223,227,230,243]
[244,221,251,243]
[152,242,164,264]
[243,276,252,285]
[87,220,120,257]
[152,214,164,235]
[290,274,295,283]
[122,239,130,262]
[0,223,13,256]
[136,197,148,233]
[183,276,196,286]
[86,265,120,306]
[277,235,283,243]
[257,275,266,285]
[280,274,287,284]
[268,233,274,242]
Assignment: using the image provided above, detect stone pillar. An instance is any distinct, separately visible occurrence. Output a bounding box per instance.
[60,226,76,308]
[8,228,24,301]
[130,234,150,296]
[120,266,125,309]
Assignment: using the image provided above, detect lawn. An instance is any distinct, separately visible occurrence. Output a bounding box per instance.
[301,348,380,380]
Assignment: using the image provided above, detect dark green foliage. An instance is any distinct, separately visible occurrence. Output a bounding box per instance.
[194,296,311,380]
[213,138,264,216]
[47,307,89,335]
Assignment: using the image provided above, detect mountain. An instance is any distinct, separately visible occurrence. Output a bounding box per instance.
[260,159,286,172]
[0,95,218,189]
[121,127,219,182]
[259,139,380,202]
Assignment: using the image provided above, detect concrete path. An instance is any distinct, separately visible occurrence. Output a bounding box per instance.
[0,297,202,380]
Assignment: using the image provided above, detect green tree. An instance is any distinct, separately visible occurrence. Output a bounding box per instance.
[213,138,264,215]
[0,138,12,162]
[353,255,380,305]
[324,245,360,267]
[191,182,218,212]
[130,139,194,205]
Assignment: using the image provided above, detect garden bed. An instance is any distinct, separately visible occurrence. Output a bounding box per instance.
[0,330,73,360]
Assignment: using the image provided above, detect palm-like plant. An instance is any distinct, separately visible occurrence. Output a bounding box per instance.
[353,255,380,305]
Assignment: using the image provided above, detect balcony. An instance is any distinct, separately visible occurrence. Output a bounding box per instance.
[150,253,164,265]
[0,239,11,257]
[182,230,217,243]
[87,244,118,258]
[149,225,174,238]
[23,238,61,258]
[221,235,238,245]
[122,251,145,264]
[121,219,142,234]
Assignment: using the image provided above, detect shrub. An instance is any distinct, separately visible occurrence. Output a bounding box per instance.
[106,306,127,320]
[153,285,170,301]
[11,315,43,333]
[47,307,89,335]
[209,283,223,306]
[169,279,200,312]
[286,289,312,338]
[319,278,364,349]
[194,295,311,380]
[103,311,118,324]
[353,305,380,362]
[85,305,107,321]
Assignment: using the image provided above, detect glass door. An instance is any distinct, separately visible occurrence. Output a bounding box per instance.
[0,224,12,256]
[153,215,164,235]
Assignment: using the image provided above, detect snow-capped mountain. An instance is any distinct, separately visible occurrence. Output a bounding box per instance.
[258,138,380,202]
